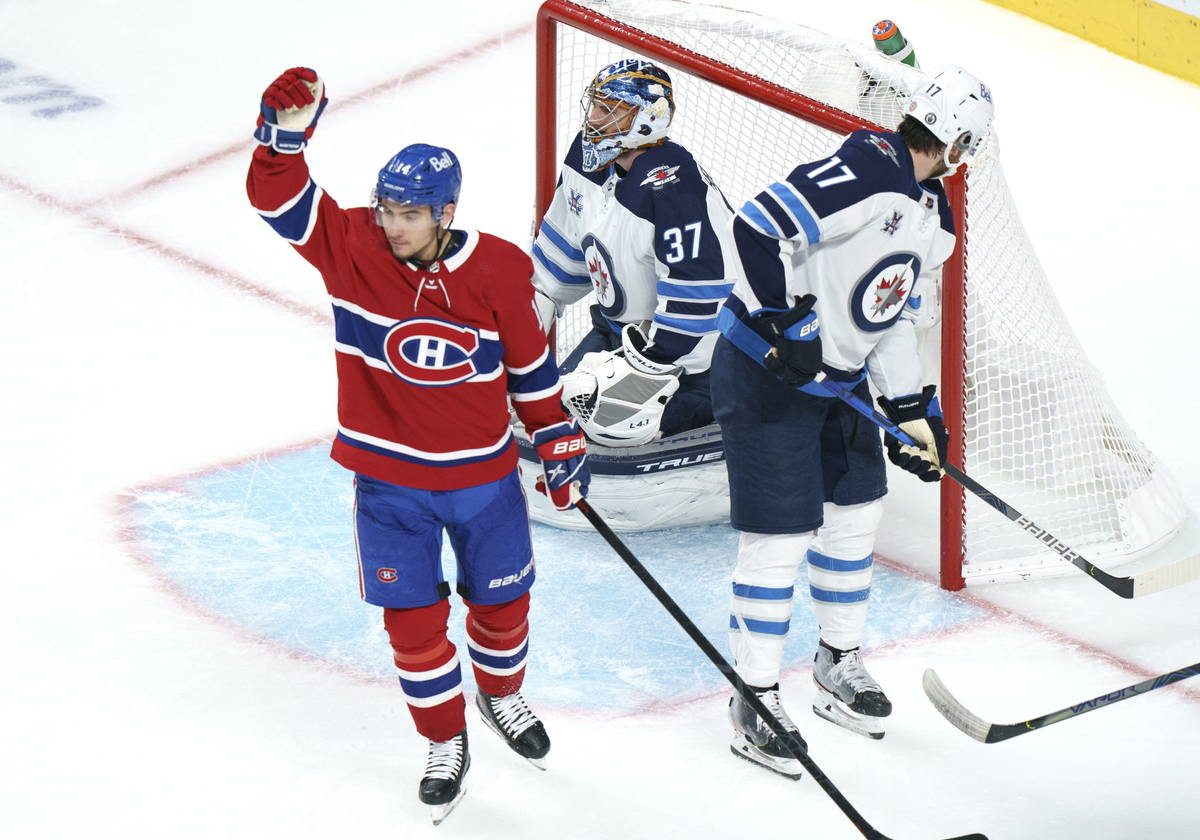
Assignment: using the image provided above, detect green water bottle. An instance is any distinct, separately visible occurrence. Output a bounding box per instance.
[872,20,919,69]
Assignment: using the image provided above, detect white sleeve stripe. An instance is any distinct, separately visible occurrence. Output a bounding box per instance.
[256,179,315,217]
[284,186,323,246]
[505,346,549,375]
[510,384,562,402]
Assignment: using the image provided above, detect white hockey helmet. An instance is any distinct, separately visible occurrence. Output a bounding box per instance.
[905,65,994,171]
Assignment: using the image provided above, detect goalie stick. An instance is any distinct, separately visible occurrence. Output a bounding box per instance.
[922,662,1200,743]
[575,497,988,840]
[813,374,1200,599]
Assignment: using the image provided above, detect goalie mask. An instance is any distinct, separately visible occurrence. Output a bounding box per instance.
[580,59,675,173]
[560,325,680,447]
[905,65,994,173]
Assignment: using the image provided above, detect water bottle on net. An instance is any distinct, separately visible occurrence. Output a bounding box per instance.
[872,19,920,69]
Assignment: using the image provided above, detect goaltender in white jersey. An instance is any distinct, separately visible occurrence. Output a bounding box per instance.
[532,59,738,447]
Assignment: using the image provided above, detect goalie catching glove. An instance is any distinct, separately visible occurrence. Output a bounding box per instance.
[253,67,328,154]
[559,324,680,447]
[532,418,591,510]
[876,385,948,482]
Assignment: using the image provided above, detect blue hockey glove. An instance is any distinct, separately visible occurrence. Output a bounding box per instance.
[532,418,590,510]
[877,385,948,482]
[253,67,327,154]
[760,294,822,387]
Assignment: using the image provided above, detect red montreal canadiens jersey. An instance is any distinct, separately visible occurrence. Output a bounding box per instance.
[247,146,567,489]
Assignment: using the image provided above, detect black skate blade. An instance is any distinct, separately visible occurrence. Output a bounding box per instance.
[429,786,467,826]
[728,739,802,780]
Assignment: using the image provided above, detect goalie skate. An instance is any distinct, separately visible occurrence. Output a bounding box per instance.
[812,644,891,740]
[727,686,805,780]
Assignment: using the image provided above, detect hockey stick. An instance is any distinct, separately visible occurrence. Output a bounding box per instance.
[813,374,1200,599]
[922,662,1200,743]
[575,498,987,840]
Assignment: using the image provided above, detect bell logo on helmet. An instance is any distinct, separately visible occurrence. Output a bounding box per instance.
[430,151,455,172]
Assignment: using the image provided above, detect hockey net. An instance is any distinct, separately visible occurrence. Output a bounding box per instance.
[535,0,1187,589]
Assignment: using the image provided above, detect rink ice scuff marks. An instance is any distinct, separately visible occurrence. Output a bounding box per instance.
[126,441,988,713]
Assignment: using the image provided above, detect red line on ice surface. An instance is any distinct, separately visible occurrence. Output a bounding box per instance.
[0,23,532,325]
[94,22,532,208]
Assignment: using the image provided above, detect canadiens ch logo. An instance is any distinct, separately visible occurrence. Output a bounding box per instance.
[580,233,626,318]
[849,252,921,333]
[382,317,481,386]
[377,568,398,583]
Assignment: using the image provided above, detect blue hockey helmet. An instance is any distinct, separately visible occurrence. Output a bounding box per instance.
[580,59,674,172]
[374,143,462,221]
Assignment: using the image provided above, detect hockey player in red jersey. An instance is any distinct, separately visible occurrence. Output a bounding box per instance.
[246,67,590,825]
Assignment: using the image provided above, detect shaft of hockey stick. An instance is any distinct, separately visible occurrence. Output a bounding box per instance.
[575,498,987,840]
[812,374,1200,599]
[922,662,1200,743]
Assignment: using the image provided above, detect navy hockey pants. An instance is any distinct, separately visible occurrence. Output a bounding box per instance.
[710,336,887,534]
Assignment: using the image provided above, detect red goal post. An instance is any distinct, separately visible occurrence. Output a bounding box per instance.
[533,0,1185,591]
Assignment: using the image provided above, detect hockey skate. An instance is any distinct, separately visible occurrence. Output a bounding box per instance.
[812,642,892,740]
[727,684,806,780]
[420,730,470,826]
[476,690,551,770]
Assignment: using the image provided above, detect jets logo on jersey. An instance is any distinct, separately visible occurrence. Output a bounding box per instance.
[581,233,626,317]
[568,188,584,216]
[640,165,681,188]
[850,253,921,332]
[383,318,481,386]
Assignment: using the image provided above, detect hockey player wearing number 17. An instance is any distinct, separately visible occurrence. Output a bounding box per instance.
[246,68,590,824]
[712,66,995,773]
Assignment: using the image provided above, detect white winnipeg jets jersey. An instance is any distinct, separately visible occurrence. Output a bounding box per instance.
[532,133,736,374]
[726,129,955,398]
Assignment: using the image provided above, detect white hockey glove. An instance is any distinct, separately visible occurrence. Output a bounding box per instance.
[560,324,680,447]
[876,385,948,482]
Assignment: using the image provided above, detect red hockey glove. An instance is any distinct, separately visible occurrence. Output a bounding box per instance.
[532,418,590,511]
[253,67,328,154]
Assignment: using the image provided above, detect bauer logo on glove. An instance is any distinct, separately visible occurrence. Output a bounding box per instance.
[254,67,328,154]
[531,418,591,510]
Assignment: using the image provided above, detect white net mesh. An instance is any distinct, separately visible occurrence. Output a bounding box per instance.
[543,0,1186,585]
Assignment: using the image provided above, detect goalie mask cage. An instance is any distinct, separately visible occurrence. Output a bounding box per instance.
[535,0,1187,590]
